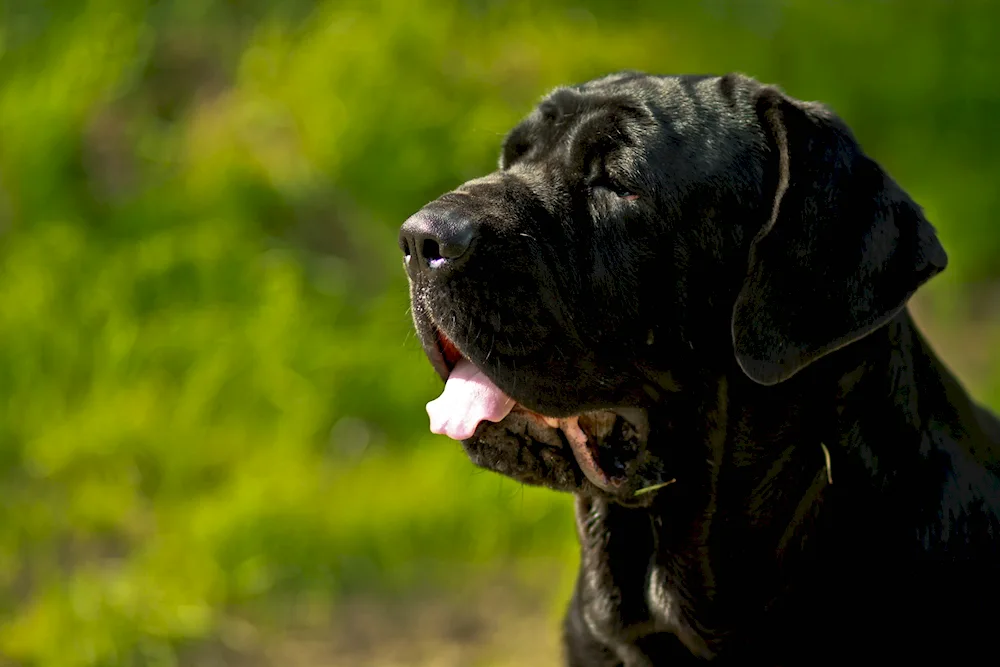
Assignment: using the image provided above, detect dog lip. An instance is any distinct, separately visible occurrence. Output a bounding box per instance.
[492,407,630,494]
[418,318,630,494]
[421,327,452,382]
[552,414,626,493]
[435,328,463,371]
[419,325,464,383]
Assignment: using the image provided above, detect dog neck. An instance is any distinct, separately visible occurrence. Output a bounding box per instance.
[575,307,986,658]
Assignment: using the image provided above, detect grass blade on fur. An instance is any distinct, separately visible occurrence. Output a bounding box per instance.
[634,478,677,496]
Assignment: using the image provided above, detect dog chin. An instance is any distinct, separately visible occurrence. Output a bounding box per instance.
[460,406,669,502]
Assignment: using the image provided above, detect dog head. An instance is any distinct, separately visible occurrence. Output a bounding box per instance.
[400,72,946,499]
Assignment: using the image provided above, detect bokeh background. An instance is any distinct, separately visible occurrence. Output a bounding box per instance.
[1,1,999,665]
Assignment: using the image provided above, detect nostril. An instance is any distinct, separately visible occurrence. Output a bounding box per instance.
[399,210,475,273]
[421,238,442,263]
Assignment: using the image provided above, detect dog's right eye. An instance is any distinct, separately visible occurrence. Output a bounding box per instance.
[591,178,639,202]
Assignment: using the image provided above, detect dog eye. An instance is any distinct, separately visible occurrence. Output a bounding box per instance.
[593,179,639,201]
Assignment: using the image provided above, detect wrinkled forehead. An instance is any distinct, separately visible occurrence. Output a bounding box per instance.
[500,78,656,170]
[500,74,753,179]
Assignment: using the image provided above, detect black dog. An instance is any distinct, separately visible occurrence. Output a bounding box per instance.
[399,73,1000,664]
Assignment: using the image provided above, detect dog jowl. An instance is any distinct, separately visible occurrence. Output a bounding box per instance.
[399,72,1000,663]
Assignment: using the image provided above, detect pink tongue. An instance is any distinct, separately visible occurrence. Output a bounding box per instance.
[427,358,516,440]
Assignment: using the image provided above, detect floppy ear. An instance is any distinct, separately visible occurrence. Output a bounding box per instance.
[732,86,948,386]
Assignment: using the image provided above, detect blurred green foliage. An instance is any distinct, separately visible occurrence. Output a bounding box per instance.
[0,0,998,664]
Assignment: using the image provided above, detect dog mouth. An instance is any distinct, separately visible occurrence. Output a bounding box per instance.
[423,327,630,493]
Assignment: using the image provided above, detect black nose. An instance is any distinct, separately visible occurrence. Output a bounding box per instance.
[398,209,475,275]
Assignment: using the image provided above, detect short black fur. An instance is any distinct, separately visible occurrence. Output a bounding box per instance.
[400,72,1000,664]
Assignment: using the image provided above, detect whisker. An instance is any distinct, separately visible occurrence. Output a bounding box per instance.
[485,331,496,363]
